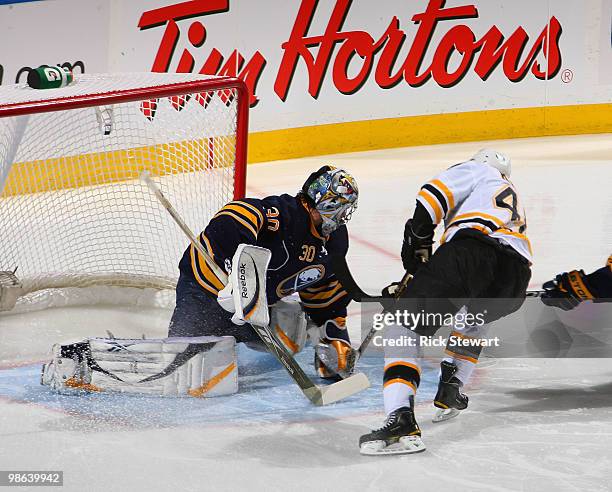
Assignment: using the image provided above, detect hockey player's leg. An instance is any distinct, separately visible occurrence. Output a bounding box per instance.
[269,297,308,354]
[359,326,425,455]
[432,360,470,422]
[41,336,238,397]
[359,401,425,455]
[432,246,531,422]
[168,272,258,343]
[432,321,485,422]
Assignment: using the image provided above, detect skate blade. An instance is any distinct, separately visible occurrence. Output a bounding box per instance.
[432,407,461,423]
[359,436,426,456]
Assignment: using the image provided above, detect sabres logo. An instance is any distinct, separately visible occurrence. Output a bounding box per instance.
[276,265,325,297]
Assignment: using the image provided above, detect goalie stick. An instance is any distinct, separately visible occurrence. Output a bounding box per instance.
[141,172,369,406]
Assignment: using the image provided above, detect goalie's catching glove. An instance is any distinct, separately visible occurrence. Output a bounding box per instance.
[314,318,356,380]
[541,270,596,311]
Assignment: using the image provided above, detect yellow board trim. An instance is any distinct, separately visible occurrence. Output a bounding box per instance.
[4,104,610,197]
[247,103,612,163]
[1,137,233,197]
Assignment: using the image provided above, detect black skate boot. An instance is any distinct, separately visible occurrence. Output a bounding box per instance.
[359,404,426,455]
[432,360,468,423]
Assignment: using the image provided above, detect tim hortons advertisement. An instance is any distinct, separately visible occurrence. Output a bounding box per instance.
[0,0,597,131]
[124,0,573,130]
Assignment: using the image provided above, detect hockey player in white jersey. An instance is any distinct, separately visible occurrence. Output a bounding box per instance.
[359,149,532,455]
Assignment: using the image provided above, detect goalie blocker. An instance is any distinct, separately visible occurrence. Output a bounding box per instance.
[41,336,237,397]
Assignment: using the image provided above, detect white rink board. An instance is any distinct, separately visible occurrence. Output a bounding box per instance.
[0,0,611,132]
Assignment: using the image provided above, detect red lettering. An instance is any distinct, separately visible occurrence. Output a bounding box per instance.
[275,0,564,99]
[138,0,564,108]
[403,0,478,86]
[429,25,477,87]
[374,18,407,89]
[138,0,265,107]
[275,0,352,101]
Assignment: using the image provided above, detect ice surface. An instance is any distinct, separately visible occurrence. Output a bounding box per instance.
[1,134,611,491]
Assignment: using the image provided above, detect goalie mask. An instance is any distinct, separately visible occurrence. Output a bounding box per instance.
[302,166,359,235]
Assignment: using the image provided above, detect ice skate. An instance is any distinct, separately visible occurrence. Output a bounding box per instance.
[359,406,426,456]
[433,360,468,423]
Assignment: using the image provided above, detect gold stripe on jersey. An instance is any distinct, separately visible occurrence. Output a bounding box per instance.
[496,228,533,255]
[440,224,490,244]
[449,212,505,229]
[417,188,443,223]
[300,289,348,309]
[230,200,264,227]
[190,236,224,295]
[431,179,455,210]
[224,204,262,231]
[212,201,264,239]
[213,210,258,239]
[309,218,325,240]
[303,280,339,293]
[201,233,215,257]
[301,282,343,300]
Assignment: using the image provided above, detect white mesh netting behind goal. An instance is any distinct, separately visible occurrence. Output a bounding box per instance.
[0,72,248,310]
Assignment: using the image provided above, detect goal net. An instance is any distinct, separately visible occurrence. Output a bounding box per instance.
[0,72,248,310]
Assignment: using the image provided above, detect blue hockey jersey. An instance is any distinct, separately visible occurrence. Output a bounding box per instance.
[178,194,351,325]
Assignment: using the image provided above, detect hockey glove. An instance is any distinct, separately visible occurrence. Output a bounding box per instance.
[401,219,434,274]
[541,270,595,311]
[382,282,403,298]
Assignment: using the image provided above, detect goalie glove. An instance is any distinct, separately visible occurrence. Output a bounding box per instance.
[541,270,596,311]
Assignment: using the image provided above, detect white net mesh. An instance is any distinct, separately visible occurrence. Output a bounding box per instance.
[0,73,245,305]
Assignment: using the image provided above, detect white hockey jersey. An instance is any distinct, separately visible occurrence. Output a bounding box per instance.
[416,160,532,263]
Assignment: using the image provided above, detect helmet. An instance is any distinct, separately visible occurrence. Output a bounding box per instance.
[301,165,358,235]
[472,149,511,177]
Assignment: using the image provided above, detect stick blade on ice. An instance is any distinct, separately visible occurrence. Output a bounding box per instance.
[315,372,370,405]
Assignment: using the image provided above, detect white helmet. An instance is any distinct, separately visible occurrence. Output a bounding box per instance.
[472,149,511,177]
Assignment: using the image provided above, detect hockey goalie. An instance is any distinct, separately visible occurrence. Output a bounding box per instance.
[41,166,361,399]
